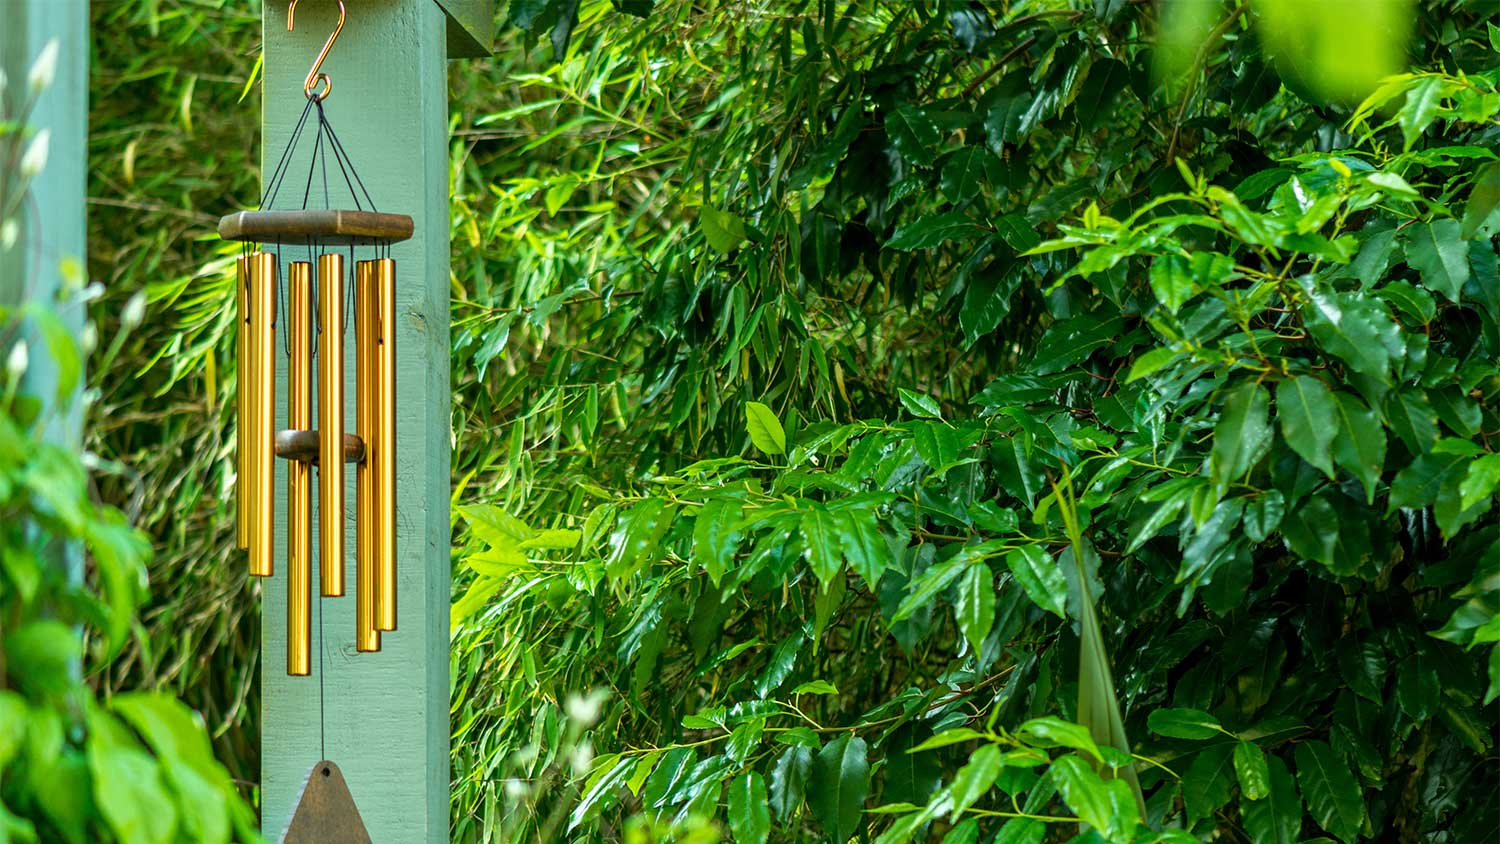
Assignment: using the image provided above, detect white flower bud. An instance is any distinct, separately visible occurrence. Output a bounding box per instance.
[20,130,49,178]
[564,689,608,728]
[29,40,59,93]
[121,291,146,331]
[569,742,594,775]
[79,323,97,353]
[7,340,28,380]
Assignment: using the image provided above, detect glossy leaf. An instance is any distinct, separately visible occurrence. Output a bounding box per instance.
[1295,741,1364,843]
[727,772,771,844]
[1405,219,1470,302]
[1003,545,1067,617]
[1277,376,1337,478]
[1147,708,1224,740]
[954,564,996,656]
[1211,382,1273,495]
[809,735,869,844]
[1234,741,1271,801]
[1242,755,1302,844]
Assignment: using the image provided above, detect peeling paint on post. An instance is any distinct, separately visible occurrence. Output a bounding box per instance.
[258,1,488,841]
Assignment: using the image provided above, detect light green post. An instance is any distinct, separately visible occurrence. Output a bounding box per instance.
[258,2,489,842]
[1,1,88,450]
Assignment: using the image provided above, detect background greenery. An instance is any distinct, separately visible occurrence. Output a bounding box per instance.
[70,1,1500,843]
[2,38,254,844]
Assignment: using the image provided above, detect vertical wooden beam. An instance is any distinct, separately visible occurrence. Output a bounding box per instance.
[0,1,88,450]
[259,2,452,842]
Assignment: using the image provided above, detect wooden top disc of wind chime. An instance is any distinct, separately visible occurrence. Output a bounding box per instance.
[218,208,414,247]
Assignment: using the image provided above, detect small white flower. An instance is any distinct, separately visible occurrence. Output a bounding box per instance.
[29,40,59,93]
[20,130,49,178]
[80,282,105,303]
[1,220,16,250]
[502,778,530,799]
[568,741,594,775]
[79,323,97,353]
[121,291,146,330]
[564,688,608,728]
[7,340,28,380]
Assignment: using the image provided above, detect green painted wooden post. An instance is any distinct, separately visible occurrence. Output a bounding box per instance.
[1,1,88,453]
[258,2,488,842]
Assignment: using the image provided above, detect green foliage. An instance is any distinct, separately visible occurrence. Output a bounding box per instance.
[85,1,265,787]
[448,1,1500,843]
[79,0,1500,841]
[1,48,254,844]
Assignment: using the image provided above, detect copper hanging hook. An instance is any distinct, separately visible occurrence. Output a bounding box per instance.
[287,0,345,102]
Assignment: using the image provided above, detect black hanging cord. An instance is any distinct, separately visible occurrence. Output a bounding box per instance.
[316,101,378,212]
[261,96,317,210]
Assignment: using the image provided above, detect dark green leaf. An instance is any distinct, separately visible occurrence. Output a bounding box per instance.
[728,772,771,844]
[1004,545,1067,617]
[887,212,984,251]
[694,499,743,586]
[954,564,996,656]
[940,147,998,202]
[770,745,813,819]
[1331,393,1386,503]
[1405,219,1470,302]
[1211,382,1273,495]
[1385,388,1439,453]
[1148,708,1223,740]
[1243,756,1302,844]
[1243,490,1286,543]
[885,105,941,167]
[834,509,889,590]
[809,735,869,843]
[1277,376,1337,478]
[1389,448,1469,511]
[1149,254,1194,314]
[801,506,842,587]
[1376,280,1435,324]
[1048,755,1117,831]
[897,389,942,420]
[1396,655,1440,723]
[1337,640,1386,703]
[1461,161,1500,238]
[1294,741,1364,843]
[1302,287,1400,383]
[1183,744,1235,822]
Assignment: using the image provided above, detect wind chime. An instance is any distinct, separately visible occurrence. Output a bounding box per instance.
[224,0,411,678]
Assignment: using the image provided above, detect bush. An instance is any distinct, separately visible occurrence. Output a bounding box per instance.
[449,2,1499,842]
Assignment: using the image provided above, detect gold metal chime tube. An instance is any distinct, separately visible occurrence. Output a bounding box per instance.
[318,254,346,597]
[229,221,407,674]
[354,262,379,652]
[287,263,313,676]
[235,255,250,552]
[374,258,397,632]
[250,252,277,578]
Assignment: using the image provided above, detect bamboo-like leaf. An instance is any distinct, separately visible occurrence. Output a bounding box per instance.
[1049,471,1145,817]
